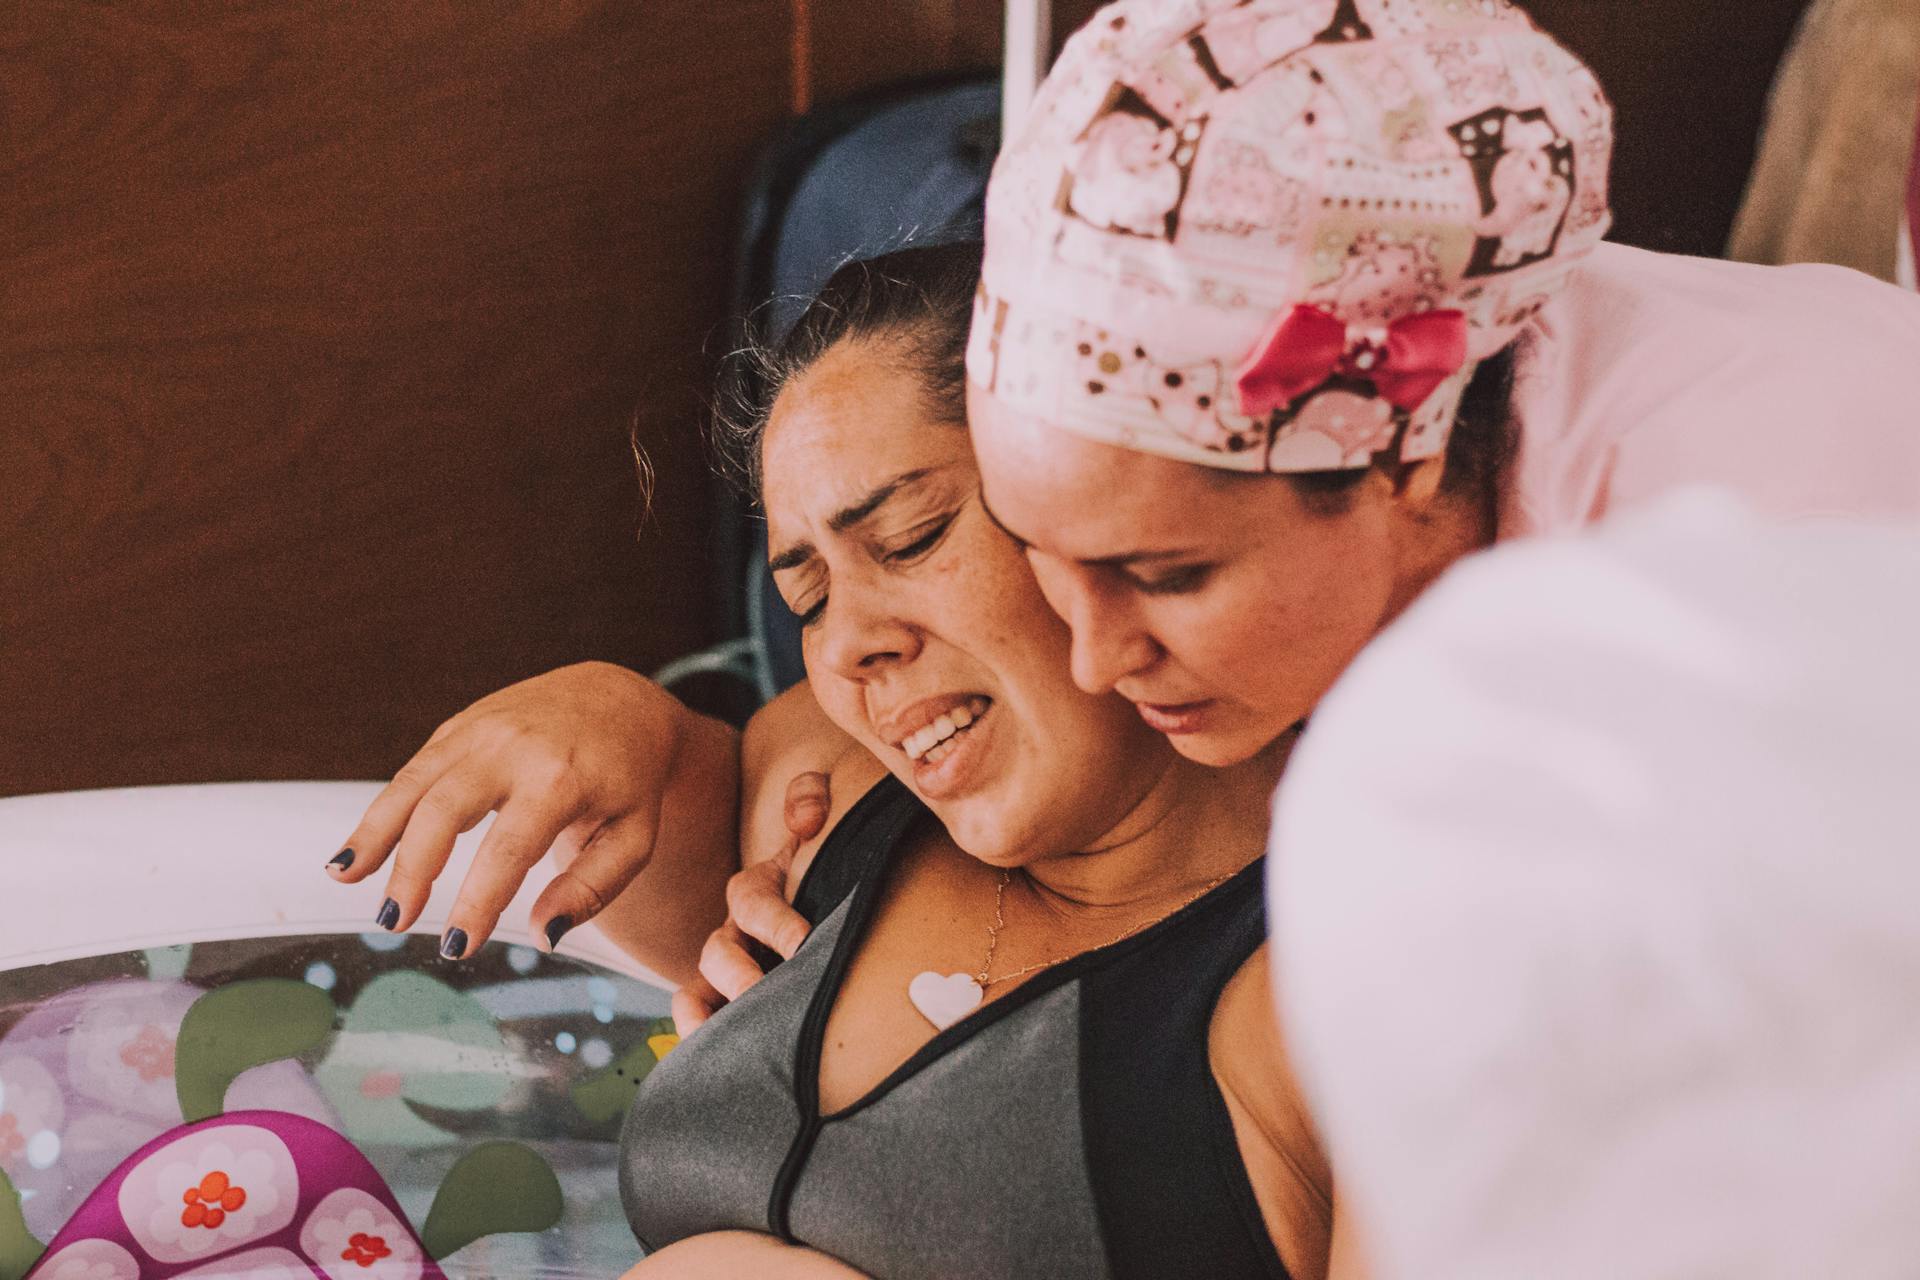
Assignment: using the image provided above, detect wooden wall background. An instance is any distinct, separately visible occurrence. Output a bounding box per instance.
[1,0,1810,798]
[1,1,796,797]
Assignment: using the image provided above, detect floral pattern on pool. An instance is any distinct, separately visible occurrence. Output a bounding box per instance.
[0,935,677,1280]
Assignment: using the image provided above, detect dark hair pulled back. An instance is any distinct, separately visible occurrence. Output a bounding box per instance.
[712,241,983,498]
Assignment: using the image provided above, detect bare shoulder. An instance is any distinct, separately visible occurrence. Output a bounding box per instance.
[1209,946,1307,1118]
[741,679,851,781]
[1209,943,1335,1280]
[740,682,887,886]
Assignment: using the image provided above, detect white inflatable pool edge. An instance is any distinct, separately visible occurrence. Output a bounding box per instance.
[0,781,668,988]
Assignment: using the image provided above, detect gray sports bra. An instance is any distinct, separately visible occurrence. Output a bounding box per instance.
[619,774,1287,1280]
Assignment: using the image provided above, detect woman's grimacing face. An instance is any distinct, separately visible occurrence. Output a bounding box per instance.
[761,339,1182,863]
[968,383,1412,768]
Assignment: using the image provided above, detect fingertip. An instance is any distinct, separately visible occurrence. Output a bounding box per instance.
[670,991,709,1038]
[330,832,398,883]
[785,769,829,796]
[542,913,576,953]
[376,878,435,934]
[698,936,757,1003]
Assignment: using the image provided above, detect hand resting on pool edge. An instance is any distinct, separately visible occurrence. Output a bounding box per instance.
[325,657,859,996]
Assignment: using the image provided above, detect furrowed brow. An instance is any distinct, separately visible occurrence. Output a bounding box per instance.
[767,540,816,574]
[770,469,943,572]
[827,469,936,533]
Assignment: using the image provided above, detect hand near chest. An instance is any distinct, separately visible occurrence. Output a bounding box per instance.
[625,1230,870,1279]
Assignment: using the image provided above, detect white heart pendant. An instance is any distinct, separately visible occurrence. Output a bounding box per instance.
[907,971,984,1031]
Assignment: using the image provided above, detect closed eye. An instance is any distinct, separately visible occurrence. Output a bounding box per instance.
[1125,563,1215,596]
[885,515,954,564]
[791,511,959,628]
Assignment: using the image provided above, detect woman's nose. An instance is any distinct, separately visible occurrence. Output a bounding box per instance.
[812,593,921,683]
[1050,577,1158,696]
[1067,606,1158,695]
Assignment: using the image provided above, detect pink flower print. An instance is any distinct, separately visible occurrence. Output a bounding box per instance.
[118,1123,300,1264]
[31,1238,140,1280]
[343,1232,394,1266]
[120,1026,177,1084]
[358,1070,405,1100]
[68,985,197,1121]
[0,1053,66,1176]
[179,1167,249,1230]
[299,1187,424,1280]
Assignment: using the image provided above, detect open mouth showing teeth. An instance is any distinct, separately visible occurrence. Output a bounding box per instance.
[903,697,991,764]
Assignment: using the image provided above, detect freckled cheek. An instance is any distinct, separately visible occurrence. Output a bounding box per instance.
[931,530,1045,622]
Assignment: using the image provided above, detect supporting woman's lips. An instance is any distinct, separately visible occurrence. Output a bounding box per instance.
[1133,700,1215,736]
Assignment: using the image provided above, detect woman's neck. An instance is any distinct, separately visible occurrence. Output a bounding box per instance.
[1015,731,1294,917]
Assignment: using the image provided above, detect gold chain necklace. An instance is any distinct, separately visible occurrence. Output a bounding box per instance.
[906,868,1232,1031]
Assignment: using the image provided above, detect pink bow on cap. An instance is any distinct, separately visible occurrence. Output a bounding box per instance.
[1235,305,1470,417]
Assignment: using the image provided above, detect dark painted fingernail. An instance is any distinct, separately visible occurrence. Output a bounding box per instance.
[375,898,400,931]
[439,927,468,961]
[544,915,574,950]
[328,849,355,872]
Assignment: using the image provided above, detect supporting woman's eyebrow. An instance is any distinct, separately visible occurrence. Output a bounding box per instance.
[769,468,940,572]
[978,487,1197,565]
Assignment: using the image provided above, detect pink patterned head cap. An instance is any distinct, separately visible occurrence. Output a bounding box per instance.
[967,0,1613,473]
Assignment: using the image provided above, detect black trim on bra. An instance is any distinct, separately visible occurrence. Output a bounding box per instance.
[770,773,927,1240]
[790,772,919,927]
[1078,869,1290,1279]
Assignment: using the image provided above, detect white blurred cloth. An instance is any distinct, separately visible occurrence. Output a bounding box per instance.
[1268,493,1920,1279]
